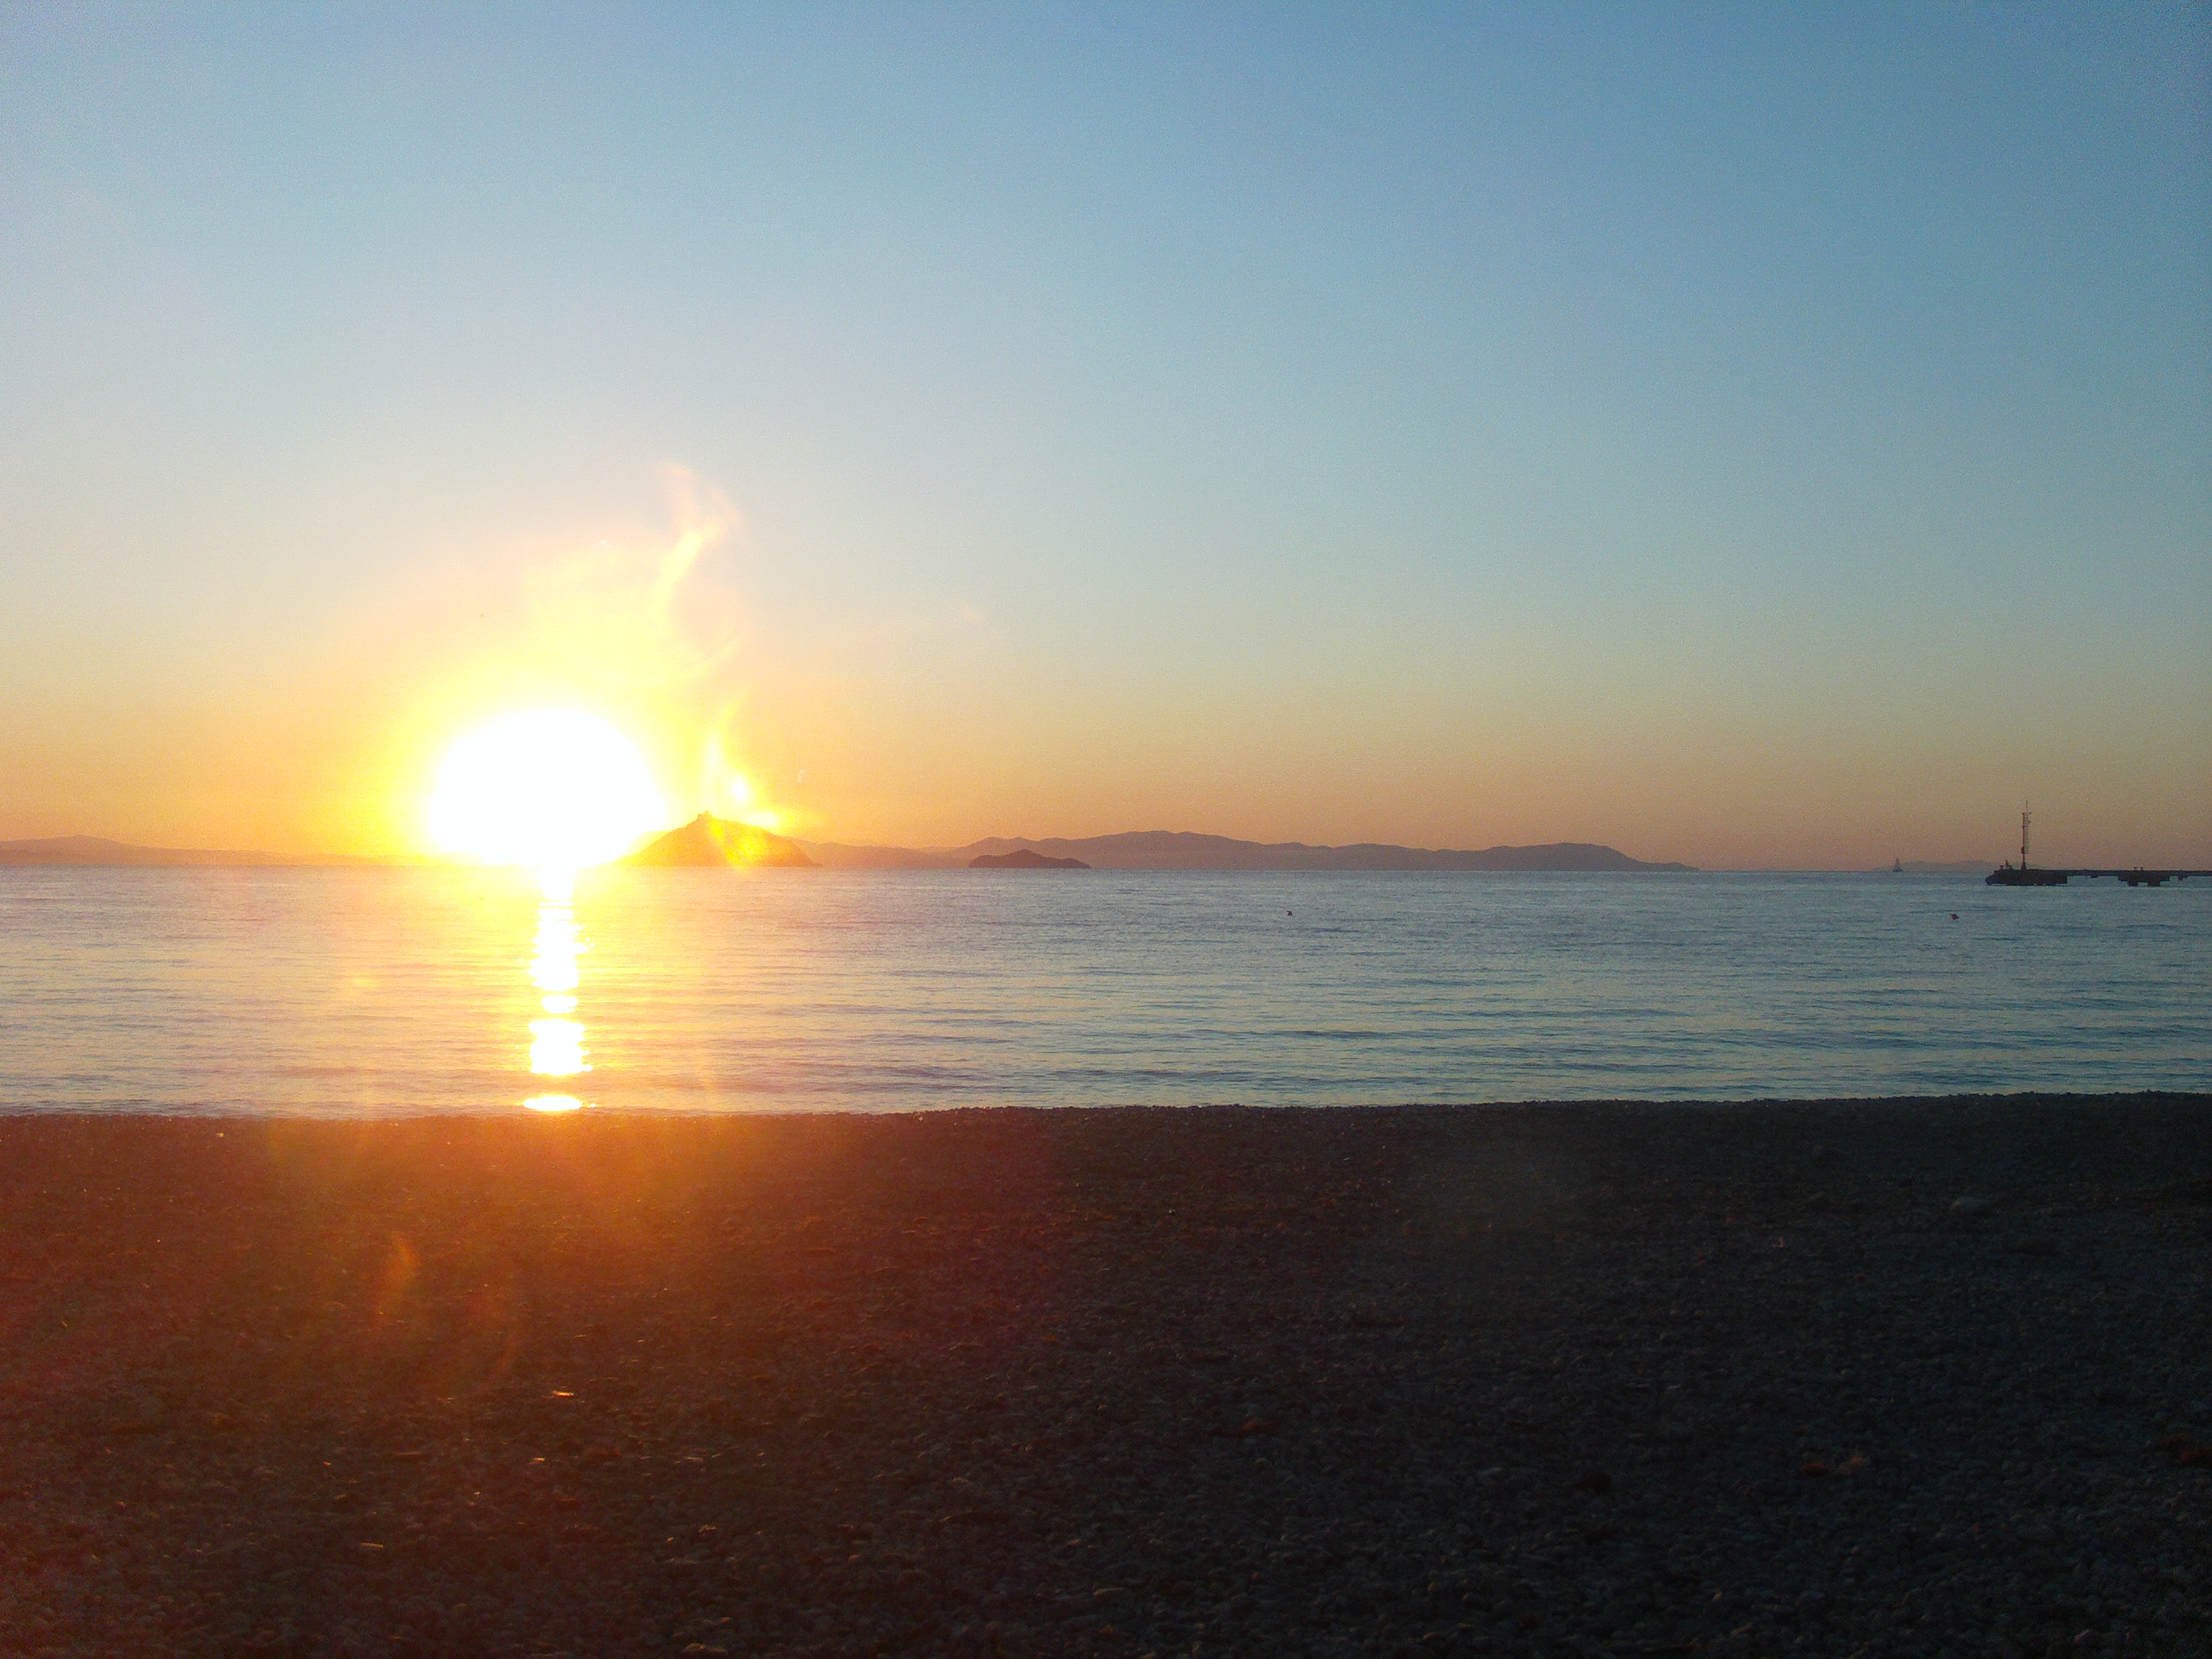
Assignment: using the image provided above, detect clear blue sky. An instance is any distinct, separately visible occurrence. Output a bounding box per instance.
[2,3,2206,865]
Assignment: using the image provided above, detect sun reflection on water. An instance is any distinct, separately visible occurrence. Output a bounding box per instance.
[524,866,591,1112]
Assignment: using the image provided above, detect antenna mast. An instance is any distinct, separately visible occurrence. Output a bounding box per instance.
[2020,803,2032,869]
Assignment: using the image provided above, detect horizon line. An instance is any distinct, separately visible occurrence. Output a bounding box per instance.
[0,826,2060,875]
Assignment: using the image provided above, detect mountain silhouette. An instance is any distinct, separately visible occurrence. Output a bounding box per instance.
[1,826,1690,873]
[798,830,1693,872]
[623,813,818,868]
[0,835,392,867]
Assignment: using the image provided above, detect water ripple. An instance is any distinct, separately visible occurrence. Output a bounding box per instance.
[0,866,2203,1115]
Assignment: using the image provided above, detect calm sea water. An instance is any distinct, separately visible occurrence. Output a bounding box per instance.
[0,867,2203,1115]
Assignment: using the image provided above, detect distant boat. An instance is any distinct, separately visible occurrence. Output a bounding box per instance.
[1892,856,1903,874]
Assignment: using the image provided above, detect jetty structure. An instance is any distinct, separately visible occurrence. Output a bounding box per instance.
[1986,806,2208,887]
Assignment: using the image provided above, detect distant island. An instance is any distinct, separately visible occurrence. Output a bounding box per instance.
[798,830,1694,873]
[0,835,402,868]
[0,826,1691,873]
[622,813,817,868]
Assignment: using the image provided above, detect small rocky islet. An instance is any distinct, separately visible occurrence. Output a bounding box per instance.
[967,850,1091,870]
[1,1095,2207,1659]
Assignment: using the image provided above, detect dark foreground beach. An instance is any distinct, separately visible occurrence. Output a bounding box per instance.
[2,1098,2207,1659]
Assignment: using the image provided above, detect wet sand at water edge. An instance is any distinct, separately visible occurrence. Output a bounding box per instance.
[2,1095,2208,1658]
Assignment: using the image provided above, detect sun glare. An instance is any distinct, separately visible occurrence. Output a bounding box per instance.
[429,710,665,872]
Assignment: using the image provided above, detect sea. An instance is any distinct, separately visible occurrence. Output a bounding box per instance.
[0,867,2203,1115]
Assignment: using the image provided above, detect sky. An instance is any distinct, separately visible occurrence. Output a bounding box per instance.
[1,3,2206,869]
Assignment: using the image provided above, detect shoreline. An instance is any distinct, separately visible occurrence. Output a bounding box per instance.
[3,1084,2204,1119]
[3,1094,2208,1657]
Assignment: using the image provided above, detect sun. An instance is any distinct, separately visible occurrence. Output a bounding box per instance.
[428,710,666,872]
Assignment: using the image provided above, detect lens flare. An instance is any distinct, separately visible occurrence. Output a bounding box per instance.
[429,710,664,871]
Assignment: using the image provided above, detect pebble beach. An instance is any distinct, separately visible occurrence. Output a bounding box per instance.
[2,1095,2208,1659]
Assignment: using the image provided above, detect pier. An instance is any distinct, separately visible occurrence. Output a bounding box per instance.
[1987,865,2210,888]
[1983,806,2208,886]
